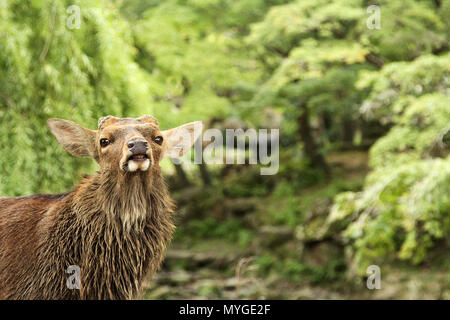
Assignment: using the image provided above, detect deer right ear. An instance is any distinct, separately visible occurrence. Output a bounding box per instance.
[161,121,203,159]
[48,118,97,159]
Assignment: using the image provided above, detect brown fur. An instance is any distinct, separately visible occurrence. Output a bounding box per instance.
[0,116,200,299]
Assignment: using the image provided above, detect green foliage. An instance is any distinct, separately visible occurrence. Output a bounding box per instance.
[369,93,450,167]
[222,167,273,197]
[332,90,449,272]
[176,217,254,248]
[245,0,449,155]
[247,0,365,62]
[331,79,449,274]
[129,0,264,128]
[362,0,447,62]
[264,171,364,228]
[266,181,303,227]
[358,54,450,122]
[336,158,450,272]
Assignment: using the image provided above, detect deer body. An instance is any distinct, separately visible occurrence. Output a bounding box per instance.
[0,116,201,299]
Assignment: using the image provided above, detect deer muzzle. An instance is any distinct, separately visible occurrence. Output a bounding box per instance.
[122,139,151,172]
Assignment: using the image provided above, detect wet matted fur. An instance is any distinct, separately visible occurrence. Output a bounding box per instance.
[0,116,201,299]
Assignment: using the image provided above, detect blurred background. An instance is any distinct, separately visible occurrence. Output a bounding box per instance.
[0,0,449,299]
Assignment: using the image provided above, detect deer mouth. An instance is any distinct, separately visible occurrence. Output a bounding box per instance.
[128,154,149,162]
[125,153,150,172]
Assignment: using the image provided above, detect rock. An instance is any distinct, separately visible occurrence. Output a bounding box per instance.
[168,269,194,284]
[223,277,240,289]
[236,280,267,299]
[296,198,337,243]
[296,217,329,242]
[165,249,195,261]
[304,198,333,221]
[145,285,172,299]
[260,225,295,248]
[301,241,344,268]
[293,287,316,299]
[223,277,253,290]
[165,249,238,270]
[294,287,343,299]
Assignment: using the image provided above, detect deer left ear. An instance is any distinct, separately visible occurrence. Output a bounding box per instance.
[48,118,97,159]
[161,121,203,158]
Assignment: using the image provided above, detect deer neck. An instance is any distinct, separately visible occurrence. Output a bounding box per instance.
[73,168,171,231]
[61,169,175,299]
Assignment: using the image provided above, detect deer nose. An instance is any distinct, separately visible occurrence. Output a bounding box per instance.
[128,140,148,154]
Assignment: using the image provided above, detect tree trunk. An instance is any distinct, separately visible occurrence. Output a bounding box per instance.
[174,162,190,186]
[297,104,329,173]
[321,111,332,132]
[321,111,337,143]
[341,116,355,145]
[198,160,212,186]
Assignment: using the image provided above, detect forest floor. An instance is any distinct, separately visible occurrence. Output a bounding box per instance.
[143,151,450,300]
[144,258,449,299]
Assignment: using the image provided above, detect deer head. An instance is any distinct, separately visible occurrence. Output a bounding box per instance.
[47,115,202,175]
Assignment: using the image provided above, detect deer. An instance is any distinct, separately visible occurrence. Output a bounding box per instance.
[0,115,202,299]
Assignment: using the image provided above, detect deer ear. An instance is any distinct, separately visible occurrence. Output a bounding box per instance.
[48,118,97,158]
[161,121,203,158]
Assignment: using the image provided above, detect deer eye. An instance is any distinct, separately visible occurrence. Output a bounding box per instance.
[154,136,163,145]
[100,138,110,148]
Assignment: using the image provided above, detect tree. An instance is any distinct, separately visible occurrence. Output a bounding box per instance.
[331,55,450,272]
[245,0,448,171]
